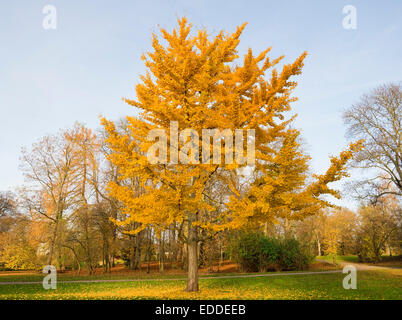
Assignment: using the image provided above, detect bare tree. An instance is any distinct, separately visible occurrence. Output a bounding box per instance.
[20,130,80,265]
[0,192,15,217]
[343,82,402,203]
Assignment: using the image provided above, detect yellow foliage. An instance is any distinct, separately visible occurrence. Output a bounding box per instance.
[101,17,361,239]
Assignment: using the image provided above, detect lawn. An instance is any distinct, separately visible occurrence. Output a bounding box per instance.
[0,268,401,300]
[316,255,360,264]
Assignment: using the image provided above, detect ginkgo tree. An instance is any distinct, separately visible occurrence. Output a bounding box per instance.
[101,17,362,291]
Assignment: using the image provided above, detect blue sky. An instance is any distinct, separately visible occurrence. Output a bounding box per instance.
[0,1,401,209]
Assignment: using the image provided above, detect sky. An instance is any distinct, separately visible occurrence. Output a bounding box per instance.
[0,0,401,210]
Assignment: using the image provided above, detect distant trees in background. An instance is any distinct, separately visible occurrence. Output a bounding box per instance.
[340,82,402,262]
[355,195,401,262]
[0,192,16,218]
[343,82,402,203]
[0,192,41,269]
[292,194,401,263]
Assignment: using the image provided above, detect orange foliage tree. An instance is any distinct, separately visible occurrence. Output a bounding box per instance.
[101,18,362,291]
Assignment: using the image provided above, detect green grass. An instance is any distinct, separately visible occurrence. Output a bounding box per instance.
[0,268,401,300]
[316,255,359,264]
[0,265,339,283]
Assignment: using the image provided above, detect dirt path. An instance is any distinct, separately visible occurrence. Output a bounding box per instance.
[316,259,401,271]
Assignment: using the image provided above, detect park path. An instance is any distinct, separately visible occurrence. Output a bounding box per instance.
[0,269,343,285]
[316,258,401,270]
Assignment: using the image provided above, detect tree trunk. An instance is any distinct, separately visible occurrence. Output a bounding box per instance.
[103,238,111,273]
[76,260,81,275]
[147,250,151,274]
[186,213,199,292]
[180,243,187,270]
[146,229,152,274]
[47,218,60,265]
[316,235,321,256]
[159,235,165,273]
[130,247,137,269]
[135,241,142,270]
[129,234,140,270]
[218,240,223,273]
[284,219,291,238]
[64,245,80,275]
[186,238,199,292]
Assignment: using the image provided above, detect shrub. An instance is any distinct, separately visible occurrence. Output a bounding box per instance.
[229,232,264,272]
[0,243,41,270]
[278,238,312,270]
[229,232,313,272]
[260,237,281,271]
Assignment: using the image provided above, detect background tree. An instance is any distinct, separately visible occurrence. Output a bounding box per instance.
[321,208,358,262]
[0,196,42,270]
[294,207,358,261]
[343,82,402,203]
[66,125,101,274]
[356,195,400,262]
[20,129,80,265]
[19,123,123,272]
[0,192,16,218]
[294,211,326,256]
